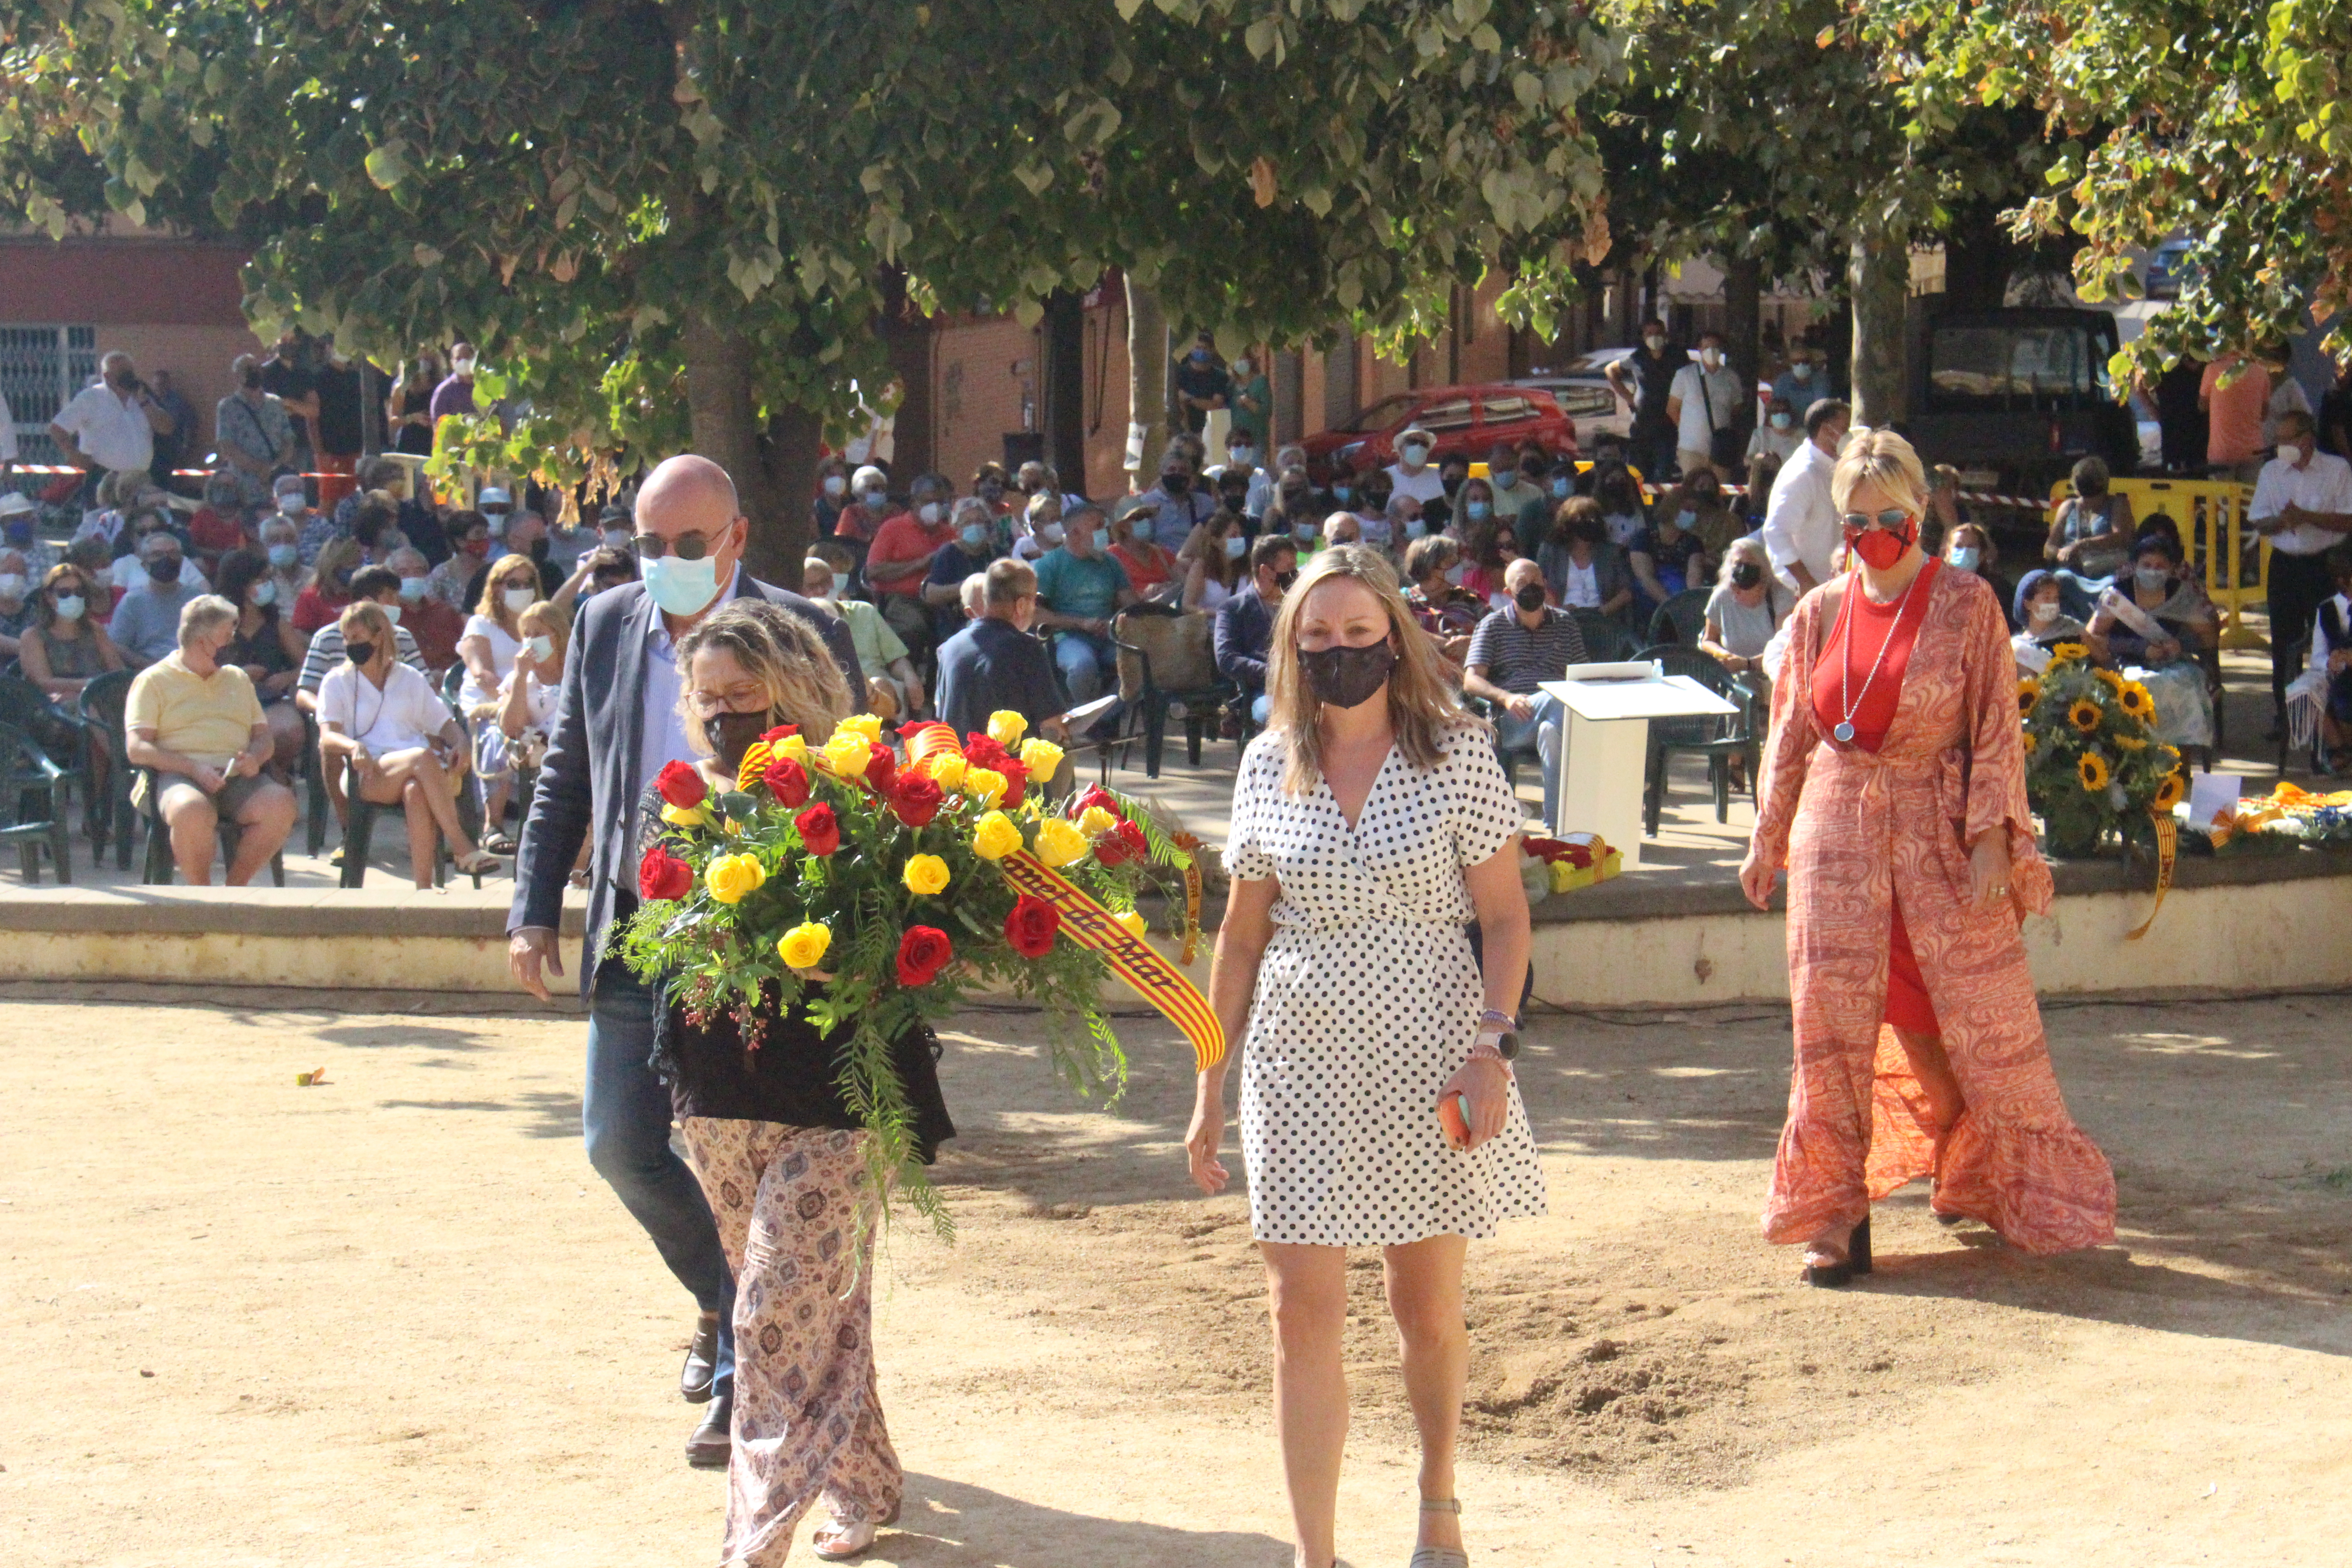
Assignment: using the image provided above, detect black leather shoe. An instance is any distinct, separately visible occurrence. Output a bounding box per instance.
[680,1312,720,1404]
[686,1392,731,1470]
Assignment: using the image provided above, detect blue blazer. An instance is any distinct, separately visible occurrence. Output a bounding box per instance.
[507,575,862,998]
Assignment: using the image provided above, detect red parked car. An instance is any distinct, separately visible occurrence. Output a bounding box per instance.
[1297,383,1579,483]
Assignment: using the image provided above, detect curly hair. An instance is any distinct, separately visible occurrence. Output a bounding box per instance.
[671,598,853,758]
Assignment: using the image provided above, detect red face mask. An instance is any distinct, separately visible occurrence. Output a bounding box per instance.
[1843,514,1916,571]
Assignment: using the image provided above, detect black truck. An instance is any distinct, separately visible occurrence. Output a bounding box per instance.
[1904,307,2140,513]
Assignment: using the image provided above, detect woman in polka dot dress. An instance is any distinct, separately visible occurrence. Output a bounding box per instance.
[1187,544,1545,1568]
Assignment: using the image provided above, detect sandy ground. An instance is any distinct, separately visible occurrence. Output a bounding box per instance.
[4,988,2351,1568]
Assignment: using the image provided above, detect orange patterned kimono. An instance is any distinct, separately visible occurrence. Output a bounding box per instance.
[1750,564,2116,1255]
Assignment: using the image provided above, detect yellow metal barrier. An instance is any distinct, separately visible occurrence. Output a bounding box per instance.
[2044,478,2267,650]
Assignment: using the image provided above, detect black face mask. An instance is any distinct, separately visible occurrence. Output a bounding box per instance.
[1272,569,1297,592]
[1161,473,1190,495]
[1440,474,1464,497]
[1298,638,1397,710]
[146,556,181,582]
[1220,486,1248,510]
[710,708,773,773]
[242,369,264,390]
[1279,487,1308,510]
[1514,583,1548,612]
[1731,562,1763,589]
[345,641,375,666]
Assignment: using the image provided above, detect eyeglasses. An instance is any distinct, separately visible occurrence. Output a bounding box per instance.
[631,530,721,561]
[1839,509,1913,532]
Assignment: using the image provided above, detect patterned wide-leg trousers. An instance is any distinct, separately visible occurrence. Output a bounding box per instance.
[677,1120,901,1568]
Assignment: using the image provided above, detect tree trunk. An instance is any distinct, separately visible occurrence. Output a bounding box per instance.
[755,402,820,586]
[1722,253,1763,445]
[1041,288,1087,489]
[1125,275,1168,483]
[680,312,804,585]
[1847,227,1911,426]
[1941,200,2016,313]
[1273,348,1306,447]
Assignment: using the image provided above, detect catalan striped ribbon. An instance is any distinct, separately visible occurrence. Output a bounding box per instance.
[2125,811,2178,942]
[999,850,1227,1071]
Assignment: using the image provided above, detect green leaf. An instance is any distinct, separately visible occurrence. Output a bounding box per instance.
[363,141,410,191]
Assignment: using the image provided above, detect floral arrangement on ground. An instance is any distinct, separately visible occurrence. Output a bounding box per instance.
[2017,644,2186,855]
[612,710,1196,1234]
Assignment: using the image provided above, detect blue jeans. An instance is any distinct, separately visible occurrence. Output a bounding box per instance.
[584,964,735,1399]
[1492,690,1566,829]
[1054,628,1117,705]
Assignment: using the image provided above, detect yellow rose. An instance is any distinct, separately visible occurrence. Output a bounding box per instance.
[1113,909,1148,940]
[818,731,872,779]
[661,801,710,828]
[705,852,767,905]
[772,732,808,763]
[924,752,967,791]
[1077,804,1119,839]
[1033,817,1089,868]
[964,766,1008,809]
[902,853,951,896]
[987,709,1029,748]
[971,809,1024,861]
[837,713,884,743]
[776,921,832,970]
[1020,737,1066,782]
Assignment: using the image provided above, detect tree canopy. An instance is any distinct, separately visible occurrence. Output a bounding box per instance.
[0,0,1615,564]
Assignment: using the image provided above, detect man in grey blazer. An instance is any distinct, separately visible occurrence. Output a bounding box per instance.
[506,455,860,1468]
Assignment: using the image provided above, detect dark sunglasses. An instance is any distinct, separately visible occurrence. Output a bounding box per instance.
[631,530,721,561]
[1840,509,1913,532]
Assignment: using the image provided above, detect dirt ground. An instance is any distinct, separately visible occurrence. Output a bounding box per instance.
[3,987,2350,1568]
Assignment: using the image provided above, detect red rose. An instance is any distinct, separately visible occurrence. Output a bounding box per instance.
[654,759,707,809]
[963,734,1012,772]
[864,745,897,793]
[1004,893,1059,958]
[760,724,800,745]
[1066,784,1123,823]
[895,925,954,987]
[637,843,695,902]
[763,755,811,808]
[891,771,945,828]
[997,757,1028,810]
[794,802,841,857]
[1114,820,1150,862]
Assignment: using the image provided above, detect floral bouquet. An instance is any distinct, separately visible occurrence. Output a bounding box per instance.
[2018,644,2187,856]
[613,709,1215,1231]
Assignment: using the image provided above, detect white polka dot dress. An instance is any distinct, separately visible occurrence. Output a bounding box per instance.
[1222,723,1548,1247]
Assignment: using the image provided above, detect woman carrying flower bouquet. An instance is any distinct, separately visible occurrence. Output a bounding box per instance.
[1188,544,1543,1568]
[639,598,953,1565]
[1738,428,2114,1287]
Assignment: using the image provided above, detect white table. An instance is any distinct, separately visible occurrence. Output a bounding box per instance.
[1536,667,1739,867]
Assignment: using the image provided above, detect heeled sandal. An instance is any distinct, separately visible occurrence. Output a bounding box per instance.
[1801,1213,1872,1288]
[1409,1497,1469,1568]
[811,1500,901,1561]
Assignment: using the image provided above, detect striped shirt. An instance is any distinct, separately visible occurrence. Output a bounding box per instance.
[1465,605,1588,695]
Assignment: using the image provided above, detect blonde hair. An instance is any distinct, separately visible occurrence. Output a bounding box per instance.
[1829,426,1929,517]
[475,551,540,632]
[1264,544,1478,796]
[309,534,366,595]
[671,598,853,758]
[517,598,568,669]
[337,598,393,653]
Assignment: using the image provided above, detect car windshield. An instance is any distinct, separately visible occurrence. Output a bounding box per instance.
[1336,393,1420,435]
[1927,324,2109,410]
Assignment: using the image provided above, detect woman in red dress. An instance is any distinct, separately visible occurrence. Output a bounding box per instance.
[1739,428,2115,1285]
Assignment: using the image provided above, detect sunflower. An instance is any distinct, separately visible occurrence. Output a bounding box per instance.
[2067,699,2103,734]
[2094,667,2125,694]
[2078,751,2111,792]
[2022,730,2038,755]
[2049,641,2089,665]
[2115,735,2149,753]
[2017,676,2043,713]
[2153,770,2187,811]
[2117,681,2155,721]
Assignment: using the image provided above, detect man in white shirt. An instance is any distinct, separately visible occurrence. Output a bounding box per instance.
[2249,409,2352,726]
[1761,399,1853,594]
[49,352,174,490]
[1667,331,1748,480]
[1384,425,1447,507]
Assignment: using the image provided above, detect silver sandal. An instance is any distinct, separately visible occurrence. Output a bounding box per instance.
[1409,1497,1468,1568]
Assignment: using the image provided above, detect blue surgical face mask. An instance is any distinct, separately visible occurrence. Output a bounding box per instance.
[1550,476,1571,499]
[1675,510,1698,530]
[1223,534,1247,560]
[1332,485,1353,505]
[1950,545,1982,573]
[960,524,990,550]
[54,593,86,622]
[251,579,277,608]
[642,551,721,617]
[399,575,429,600]
[1465,500,1491,522]
[1770,411,1793,430]
[268,543,298,568]
[1405,517,1429,540]
[1293,520,1318,541]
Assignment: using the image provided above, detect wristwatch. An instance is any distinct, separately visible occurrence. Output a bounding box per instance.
[1475,1007,1521,1061]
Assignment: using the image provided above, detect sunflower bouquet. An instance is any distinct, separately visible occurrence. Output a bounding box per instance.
[611,709,1198,1230]
[2017,644,2186,857]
